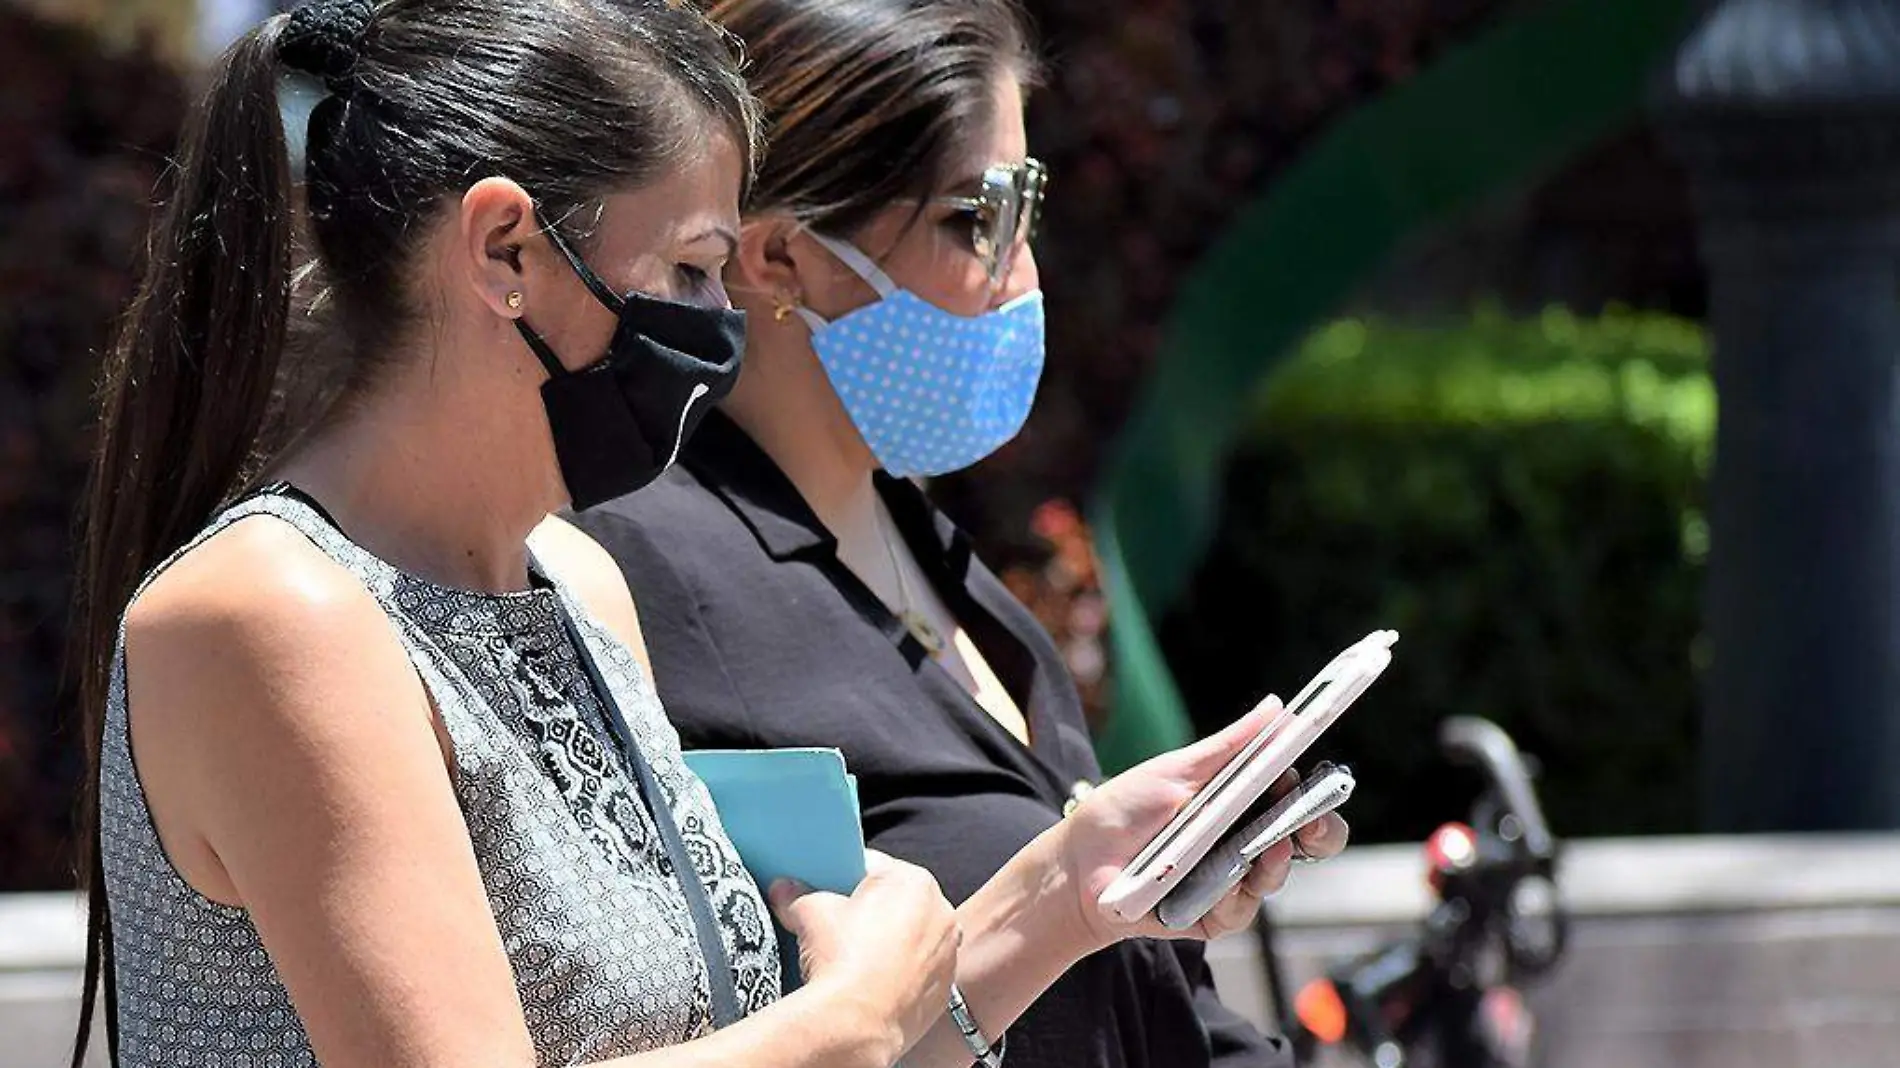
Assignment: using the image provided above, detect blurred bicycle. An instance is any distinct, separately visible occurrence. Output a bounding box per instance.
[1257,716,1567,1068]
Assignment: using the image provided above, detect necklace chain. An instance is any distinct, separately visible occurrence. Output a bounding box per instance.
[876,504,946,658]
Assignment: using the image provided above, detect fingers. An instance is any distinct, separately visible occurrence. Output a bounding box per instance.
[1268,765,1301,799]
[1200,840,1295,936]
[864,848,942,891]
[858,852,957,938]
[1161,695,1282,781]
[1199,876,1270,937]
[768,878,810,913]
[1293,812,1350,862]
[767,878,833,939]
[1242,839,1294,897]
[860,851,943,905]
[1148,815,1345,942]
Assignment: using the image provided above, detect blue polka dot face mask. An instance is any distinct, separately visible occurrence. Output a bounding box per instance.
[793,233,1046,478]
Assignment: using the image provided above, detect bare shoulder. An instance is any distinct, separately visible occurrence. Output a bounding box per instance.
[124,513,430,761]
[128,514,400,675]
[528,513,650,671]
[121,514,435,904]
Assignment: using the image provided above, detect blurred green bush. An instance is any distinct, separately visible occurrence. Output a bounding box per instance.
[1159,307,1712,841]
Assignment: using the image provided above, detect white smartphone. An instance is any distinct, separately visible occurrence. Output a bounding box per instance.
[1097,630,1396,924]
[1155,762,1356,930]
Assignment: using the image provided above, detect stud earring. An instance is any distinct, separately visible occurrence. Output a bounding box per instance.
[506,291,524,311]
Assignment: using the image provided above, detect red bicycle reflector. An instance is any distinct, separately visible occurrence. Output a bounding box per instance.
[1295,978,1349,1044]
[1424,821,1478,894]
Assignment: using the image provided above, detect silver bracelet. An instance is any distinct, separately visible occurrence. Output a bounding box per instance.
[946,982,1005,1068]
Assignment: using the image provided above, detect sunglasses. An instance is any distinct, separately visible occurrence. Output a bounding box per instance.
[932,157,1048,287]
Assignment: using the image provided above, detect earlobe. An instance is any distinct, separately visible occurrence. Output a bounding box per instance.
[460,177,537,319]
[771,292,799,323]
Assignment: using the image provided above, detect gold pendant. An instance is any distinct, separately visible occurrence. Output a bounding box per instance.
[903,612,947,658]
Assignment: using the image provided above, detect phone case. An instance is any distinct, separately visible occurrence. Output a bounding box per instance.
[1155,763,1356,930]
[1098,629,1394,924]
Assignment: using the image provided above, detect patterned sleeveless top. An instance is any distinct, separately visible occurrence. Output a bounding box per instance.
[98,489,780,1067]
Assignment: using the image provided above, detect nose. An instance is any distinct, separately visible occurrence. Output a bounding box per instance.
[990,242,1040,309]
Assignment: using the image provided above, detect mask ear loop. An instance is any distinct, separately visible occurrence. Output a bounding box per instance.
[790,232,902,332]
[536,208,627,312]
[515,206,628,380]
[514,319,570,379]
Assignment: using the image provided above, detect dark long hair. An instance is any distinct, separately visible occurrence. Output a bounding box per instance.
[69,2,755,1064]
[710,0,1037,234]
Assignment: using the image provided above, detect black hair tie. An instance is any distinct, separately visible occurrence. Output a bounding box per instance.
[279,0,374,97]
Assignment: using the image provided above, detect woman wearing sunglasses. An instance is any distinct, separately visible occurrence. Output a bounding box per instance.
[574,2,1348,1066]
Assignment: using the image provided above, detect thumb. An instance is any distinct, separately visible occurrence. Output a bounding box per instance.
[763,881,809,923]
[1161,696,1281,782]
[861,849,900,879]
[768,879,823,936]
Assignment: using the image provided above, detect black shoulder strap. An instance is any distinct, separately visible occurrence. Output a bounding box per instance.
[247,481,343,529]
[555,604,744,1029]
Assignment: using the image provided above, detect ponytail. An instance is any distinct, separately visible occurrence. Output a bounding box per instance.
[70,17,295,1066]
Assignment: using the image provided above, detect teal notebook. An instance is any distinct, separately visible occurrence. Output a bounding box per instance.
[683,747,867,896]
[683,748,867,992]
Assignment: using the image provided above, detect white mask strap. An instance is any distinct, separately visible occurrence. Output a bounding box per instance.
[789,232,900,334]
[807,232,900,299]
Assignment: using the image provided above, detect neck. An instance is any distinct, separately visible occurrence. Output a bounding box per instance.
[721,337,885,549]
[272,358,561,595]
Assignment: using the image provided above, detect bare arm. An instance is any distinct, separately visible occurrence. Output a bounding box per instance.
[124,518,915,1068]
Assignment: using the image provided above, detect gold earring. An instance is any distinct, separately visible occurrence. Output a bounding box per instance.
[772,292,797,322]
[506,291,524,311]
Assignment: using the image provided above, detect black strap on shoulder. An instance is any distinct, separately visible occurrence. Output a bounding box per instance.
[554,605,744,1028]
[248,480,344,530]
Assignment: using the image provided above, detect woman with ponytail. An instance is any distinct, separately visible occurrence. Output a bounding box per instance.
[73,2,1300,1065]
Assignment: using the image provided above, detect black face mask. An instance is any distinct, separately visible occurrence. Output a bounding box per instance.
[515,213,745,510]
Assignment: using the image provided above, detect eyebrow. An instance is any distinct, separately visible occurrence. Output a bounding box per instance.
[685,226,740,258]
[943,171,988,197]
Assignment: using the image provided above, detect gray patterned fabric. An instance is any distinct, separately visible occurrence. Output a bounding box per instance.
[99,490,779,1067]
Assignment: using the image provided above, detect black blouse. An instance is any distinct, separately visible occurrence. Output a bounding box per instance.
[574,411,1292,1068]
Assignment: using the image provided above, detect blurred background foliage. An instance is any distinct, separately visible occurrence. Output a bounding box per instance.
[1161,308,1711,841]
[941,0,1519,542]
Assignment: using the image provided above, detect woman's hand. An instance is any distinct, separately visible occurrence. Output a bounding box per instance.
[1059,700,1351,948]
[769,850,960,1062]
[875,710,1348,1068]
